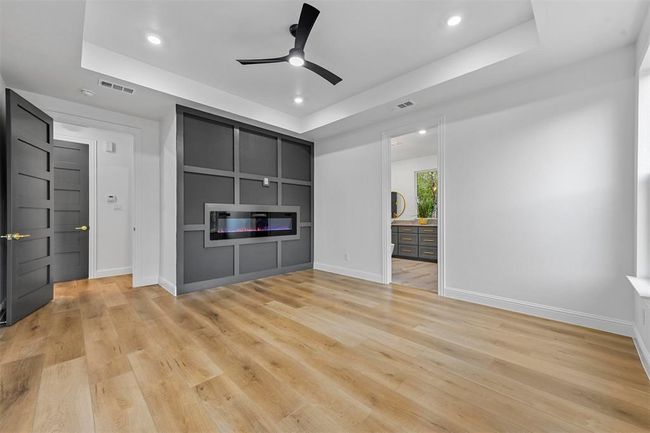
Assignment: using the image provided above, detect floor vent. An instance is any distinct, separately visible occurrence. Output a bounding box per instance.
[98,79,135,95]
[396,100,415,109]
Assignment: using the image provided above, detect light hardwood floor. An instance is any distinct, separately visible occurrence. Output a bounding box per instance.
[392,258,437,292]
[0,271,648,433]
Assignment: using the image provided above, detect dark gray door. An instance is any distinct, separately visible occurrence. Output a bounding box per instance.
[53,140,89,282]
[4,90,54,325]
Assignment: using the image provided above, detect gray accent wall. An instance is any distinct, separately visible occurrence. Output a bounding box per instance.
[176,106,314,294]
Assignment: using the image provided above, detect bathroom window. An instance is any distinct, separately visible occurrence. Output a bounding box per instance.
[415,169,438,218]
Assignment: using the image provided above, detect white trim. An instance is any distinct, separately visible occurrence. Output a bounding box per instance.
[627,275,650,298]
[436,119,446,296]
[133,276,159,287]
[43,111,142,283]
[380,117,446,291]
[94,266,132,278]
[444,286,634,337]
[158,277,177,296]
[88,141,98,279]
[380,132,392,284]
[314,262,383,284]
[633,326,650,380]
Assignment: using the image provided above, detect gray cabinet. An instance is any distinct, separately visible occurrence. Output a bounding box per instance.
[392,225,437,262]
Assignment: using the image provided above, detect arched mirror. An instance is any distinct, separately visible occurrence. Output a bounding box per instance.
[391,191,406,219]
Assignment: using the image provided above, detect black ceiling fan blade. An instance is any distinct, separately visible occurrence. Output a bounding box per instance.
[303,60,342,85]
[294,3,320,51]
[237,56,288,65]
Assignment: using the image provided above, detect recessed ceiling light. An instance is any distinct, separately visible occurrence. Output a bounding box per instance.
[147,34,162,45]
[80,89,95,97]
[447,15,462,27]
[418,129,427,135]
[294,96,304,104]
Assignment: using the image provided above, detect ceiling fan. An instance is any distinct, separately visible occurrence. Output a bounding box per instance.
[236,3,342,85]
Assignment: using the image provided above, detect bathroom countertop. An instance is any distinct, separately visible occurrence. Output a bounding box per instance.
[392,219,437,227]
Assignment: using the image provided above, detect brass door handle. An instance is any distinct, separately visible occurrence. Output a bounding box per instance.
[75,225,89,231]
[10,233,31,240]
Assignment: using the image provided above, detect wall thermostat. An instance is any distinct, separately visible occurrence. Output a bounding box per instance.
[105,141,116,153]
[107,194,117,203]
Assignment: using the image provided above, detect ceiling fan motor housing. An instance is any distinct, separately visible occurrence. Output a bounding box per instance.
[289,48,304,59]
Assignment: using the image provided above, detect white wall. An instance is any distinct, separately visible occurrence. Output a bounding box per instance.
[314,138,384,282]
[391,155,437,220]
[55,123,134,277]
[632,6,650,377]
[315,47,636,334]
[15,90,161,287]
[159,108,176,295]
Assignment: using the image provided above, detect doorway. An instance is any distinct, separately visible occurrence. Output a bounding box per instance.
[381,118,445,294]
[389,128,438,292]
[54,123,135,281]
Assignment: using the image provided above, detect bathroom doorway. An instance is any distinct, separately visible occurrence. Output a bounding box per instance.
[385,124,441,293]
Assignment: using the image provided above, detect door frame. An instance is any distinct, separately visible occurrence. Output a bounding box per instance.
[380,116,446,295]
[54,126,136,282]
[52,135,98,279]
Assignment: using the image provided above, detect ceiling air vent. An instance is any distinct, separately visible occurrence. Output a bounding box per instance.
[98,79,135,95]
[396,100,415,109]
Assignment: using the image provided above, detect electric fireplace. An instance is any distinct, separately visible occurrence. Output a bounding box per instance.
[204,204,300,246]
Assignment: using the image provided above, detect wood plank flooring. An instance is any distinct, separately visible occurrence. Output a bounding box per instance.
[0,271,648,433]
[392,258,437,292]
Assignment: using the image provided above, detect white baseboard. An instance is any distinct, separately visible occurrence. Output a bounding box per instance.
[158,277,177,296]
[313,262,384,284]
[633,326,650,380]
[132,276,158,287]
[93,267,132,279]
[444,286,634,337]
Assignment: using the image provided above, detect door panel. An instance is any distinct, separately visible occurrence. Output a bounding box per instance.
[5,89,54,325]
[53,140,89,283]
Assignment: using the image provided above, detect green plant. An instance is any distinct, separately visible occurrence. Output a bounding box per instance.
[417,195,433,218]
[416,170,438,218]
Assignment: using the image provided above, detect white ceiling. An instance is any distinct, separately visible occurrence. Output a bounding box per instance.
[0,0,648,137]
[391,129,437,162]
[83,0,533,117]
[0,0,176,120]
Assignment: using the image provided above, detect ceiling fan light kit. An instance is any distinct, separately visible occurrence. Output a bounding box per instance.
[236,3,343,85]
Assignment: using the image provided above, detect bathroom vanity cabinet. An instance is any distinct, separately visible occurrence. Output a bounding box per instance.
[391,222,437,262]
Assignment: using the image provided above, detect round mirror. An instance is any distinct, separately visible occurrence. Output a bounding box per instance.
[391,191,406,219]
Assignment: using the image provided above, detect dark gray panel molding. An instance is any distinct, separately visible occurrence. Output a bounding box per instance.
[183,114,234,171]
[176,105,313,294]
[183,263,312,293]
[282,140,312,181]
[240,179,278,205]
[282,183,311,222]
[240,129,278,177]
[183,231,234,283]
[282,227,311,267]
[240,242,277,274]
[183,173,234,224]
